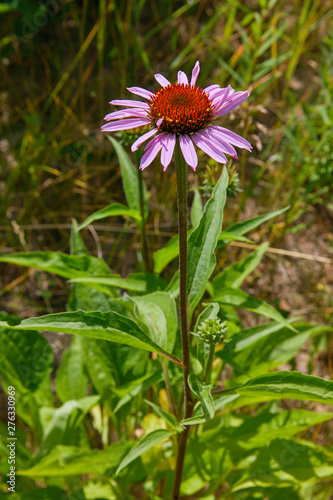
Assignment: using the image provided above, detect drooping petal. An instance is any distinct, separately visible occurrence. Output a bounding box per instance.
[127,87,155,100]
[131,128,159,151]
[104,109,148,121]
[211,125,252,151]
[201,127,238,158]
[140,135,164,170]
[192,132,228,163]
[155,74,171,88]
[215,91,250,117]
[190,61,200,86]
[177,71,189,85]
[101,118,149,132]
[160,134,176,171]
[110,99,150,109]
[144,133,164,151]
[179,134,198,170]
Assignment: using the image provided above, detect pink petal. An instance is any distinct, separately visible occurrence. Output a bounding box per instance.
[160,134,176,171]
[140,135,164,170]
[142,134,161,152]
[104,109,148,121]
[179,134,198,171]
[211,125,252,151]
[190,61,200,86]
[204,84,220,94]
[131,128,158,151]
[110,99,150,109]
[208,87,227,100]
[177,71,188,85]
[211,87,235,106]
[155,74,171,87]
[201,128,238,158]
[192,132,228,163]
[127,87,154,100]
[101,118,149,132]
[215,91,250,117]
[213,85,234,111]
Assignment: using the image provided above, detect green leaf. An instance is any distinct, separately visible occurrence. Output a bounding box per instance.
[0,251,112,281]
[226,409,333,447]
[153,233,180,274]
[56,336,88,403]
[18,442,132,477]
[113,371,162,413]
[0,311,183,366]
[188,374,215,421]
[187,168,229,317]
[131,291,178,353]
[233,438,333,490]
[20,487,70,500]
[218,207,289,248]
[212,288,296,331]
[68,220,115,311]
[218,231,253,244]
[0,326,53,395]
[190,188,203,229]
[223,322,330,380]
[144,400,178,429]
[222,371,333,404]
[108,136,148,221]
[77,202,142,230]
[213,242,268,291]
[70,272,166,294]
[116,429,174,475]
[39,396,100,457]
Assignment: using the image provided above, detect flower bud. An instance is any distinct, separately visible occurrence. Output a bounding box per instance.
[194,317,228,345]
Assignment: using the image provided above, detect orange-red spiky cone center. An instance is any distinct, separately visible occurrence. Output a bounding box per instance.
[149,84,214,135]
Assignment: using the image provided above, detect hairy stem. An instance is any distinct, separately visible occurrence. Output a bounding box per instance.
[172,142,193,500]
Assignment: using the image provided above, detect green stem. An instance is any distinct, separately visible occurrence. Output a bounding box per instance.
[204,344,215,383]
[172,141,193,500]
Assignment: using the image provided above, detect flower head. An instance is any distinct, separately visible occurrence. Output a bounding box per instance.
[101,61,252,171]
[193,317,229,345]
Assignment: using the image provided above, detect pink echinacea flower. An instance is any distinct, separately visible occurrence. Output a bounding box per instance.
[101,61,252,171]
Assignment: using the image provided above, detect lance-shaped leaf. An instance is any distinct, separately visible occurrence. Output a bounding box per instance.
[0,251,111,280]
[188,373,215,421]
[219,206,289,245]
[77,202,142,231]
[187,168,229,317]
[116,429,174,475]
[218,371,333,404]
[70,273,166,294]
[212,288,296,331]
[213,242,268,291]
[108,136,148,222]
[190,188,203,229]
[0,311,183,367]
[17,443,132,477]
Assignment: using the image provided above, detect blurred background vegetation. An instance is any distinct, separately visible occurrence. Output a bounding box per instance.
[0,0,332,331]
